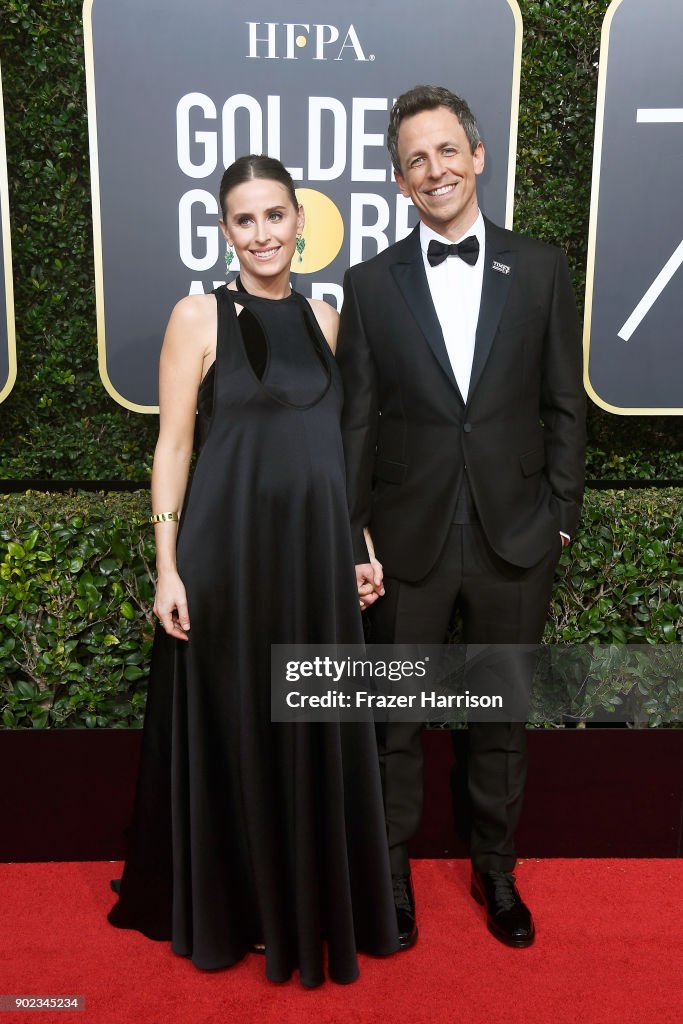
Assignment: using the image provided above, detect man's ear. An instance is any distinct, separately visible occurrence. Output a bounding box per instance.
[473,142,485,177]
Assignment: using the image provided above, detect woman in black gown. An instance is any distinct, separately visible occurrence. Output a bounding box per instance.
[108,156,399,986]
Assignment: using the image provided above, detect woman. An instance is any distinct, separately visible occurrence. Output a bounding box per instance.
[108,155,399,986]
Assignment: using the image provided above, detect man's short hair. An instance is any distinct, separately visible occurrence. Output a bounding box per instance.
[387,85,481,173]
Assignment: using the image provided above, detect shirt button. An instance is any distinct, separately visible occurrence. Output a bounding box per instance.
[463,423,472,433]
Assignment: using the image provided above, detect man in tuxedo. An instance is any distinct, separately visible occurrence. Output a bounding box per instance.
[336,85,586,950]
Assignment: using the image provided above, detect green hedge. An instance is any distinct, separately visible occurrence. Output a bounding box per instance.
[0,491,155,728]
[1,489,681,729]
[0,0,681,480]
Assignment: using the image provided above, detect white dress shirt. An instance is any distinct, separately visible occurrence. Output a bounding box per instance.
[420,211,485,403]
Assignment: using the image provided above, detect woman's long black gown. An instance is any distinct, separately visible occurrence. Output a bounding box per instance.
[108,285,399,986]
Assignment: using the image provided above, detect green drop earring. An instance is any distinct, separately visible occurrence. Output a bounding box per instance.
[295,235,306,264]
[225,246,234,273]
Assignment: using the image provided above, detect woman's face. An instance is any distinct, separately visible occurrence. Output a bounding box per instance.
[220,178,304,281]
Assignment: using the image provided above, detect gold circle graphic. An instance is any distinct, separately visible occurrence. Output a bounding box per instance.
[296,34,307,47]
[292,189,344,275]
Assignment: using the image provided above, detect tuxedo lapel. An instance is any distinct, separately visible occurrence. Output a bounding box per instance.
[468,218,516,402]
[390,226,463,400]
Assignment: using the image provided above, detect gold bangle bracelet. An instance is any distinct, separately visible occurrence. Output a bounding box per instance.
[149,511,179,524]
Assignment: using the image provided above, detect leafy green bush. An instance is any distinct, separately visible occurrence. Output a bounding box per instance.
[586,448,683,481]
[0,491,154,727]
[0,0,680,480]
[539,488,682,726]
[548,489,682,645]
[528,644,682,728]
[0,489,680,729]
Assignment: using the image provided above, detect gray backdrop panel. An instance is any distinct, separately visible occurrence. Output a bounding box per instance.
[587,0,683,411]
[89,0,519,409]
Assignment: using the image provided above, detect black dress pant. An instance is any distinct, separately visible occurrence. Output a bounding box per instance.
[370,521,561,875]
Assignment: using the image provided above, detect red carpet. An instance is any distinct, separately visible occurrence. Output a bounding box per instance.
[1,859,681,1024]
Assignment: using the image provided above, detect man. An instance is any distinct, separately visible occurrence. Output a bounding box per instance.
[336,85,586,950]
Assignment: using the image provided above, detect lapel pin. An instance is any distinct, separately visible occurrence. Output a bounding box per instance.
[491,260,511,275]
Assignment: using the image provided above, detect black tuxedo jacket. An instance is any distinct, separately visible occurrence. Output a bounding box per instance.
[336,217,586,582]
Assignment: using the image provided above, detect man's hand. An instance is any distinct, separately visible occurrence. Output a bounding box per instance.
[356,560,385,610]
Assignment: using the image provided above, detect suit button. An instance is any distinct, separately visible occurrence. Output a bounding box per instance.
[463,423,472,433]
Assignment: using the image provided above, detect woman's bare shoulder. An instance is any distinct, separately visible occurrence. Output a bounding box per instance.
[162,292,217,365]
[169,291,217,328]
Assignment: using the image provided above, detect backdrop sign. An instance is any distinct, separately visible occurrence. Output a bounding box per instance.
[84,0,522,411]
[584,0,683,414]
[0,64,17,406]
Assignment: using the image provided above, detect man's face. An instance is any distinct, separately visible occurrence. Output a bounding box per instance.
[394,106,485,240]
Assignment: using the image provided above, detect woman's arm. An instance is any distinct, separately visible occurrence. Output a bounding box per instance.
[151,294,215,640]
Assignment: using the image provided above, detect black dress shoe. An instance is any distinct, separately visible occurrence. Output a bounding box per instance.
[470,870,535,948]
[392,873,418,950]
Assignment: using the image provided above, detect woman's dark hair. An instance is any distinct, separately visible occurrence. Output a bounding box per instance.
[387,85,481,173]
[219,155,299,220]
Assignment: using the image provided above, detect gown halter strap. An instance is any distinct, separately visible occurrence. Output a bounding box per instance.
[215,283,332,409]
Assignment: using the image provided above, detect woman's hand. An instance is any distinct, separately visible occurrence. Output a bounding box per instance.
[356,558,384,610]
[153,569,191,640]
[357,527,385,610]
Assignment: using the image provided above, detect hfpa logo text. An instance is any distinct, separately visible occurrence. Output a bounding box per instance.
[246,23,375,61]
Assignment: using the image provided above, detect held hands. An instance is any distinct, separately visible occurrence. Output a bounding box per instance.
[358,526,384,610]
[356,559,385,611]
[154,569,191,641]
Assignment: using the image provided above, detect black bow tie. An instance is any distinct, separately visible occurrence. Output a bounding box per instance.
[427,236,480,268]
